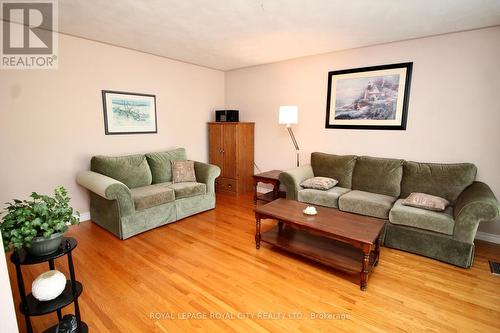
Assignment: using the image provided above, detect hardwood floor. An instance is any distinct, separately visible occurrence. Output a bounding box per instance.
[7,193,500,333]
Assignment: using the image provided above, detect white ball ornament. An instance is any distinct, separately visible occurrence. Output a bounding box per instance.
[32,270,67,301]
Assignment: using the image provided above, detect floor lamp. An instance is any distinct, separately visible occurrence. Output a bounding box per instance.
[279,106,300,167]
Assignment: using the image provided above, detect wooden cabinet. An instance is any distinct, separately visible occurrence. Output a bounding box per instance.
[208,122,254,194]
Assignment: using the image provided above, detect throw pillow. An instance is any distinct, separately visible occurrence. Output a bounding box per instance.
[402,192,450,212]
[300,177,338,190]
[171,160,196,183]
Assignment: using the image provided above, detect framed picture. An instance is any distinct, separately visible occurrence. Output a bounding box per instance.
[102,90,157,135]
[325,62,413,130]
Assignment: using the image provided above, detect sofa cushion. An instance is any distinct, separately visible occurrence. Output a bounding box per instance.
[311,152,357,188]
[298,187,351,209]
[402,192,450,212]
[401,161,477,203]
[168,182,206,199]
[91,154,152,189]
[352,156,404,197]
[130,183,175,211]
[300,177,338,190]
[146,148,187,184]
[339,190,397,219]
[171,160,196,183]
[389,199,455,235]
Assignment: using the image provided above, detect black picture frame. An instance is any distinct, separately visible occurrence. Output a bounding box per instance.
[325,62,413,130]
[102,90,158,135]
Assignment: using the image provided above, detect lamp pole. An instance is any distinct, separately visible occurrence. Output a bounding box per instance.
[286,124,300,167]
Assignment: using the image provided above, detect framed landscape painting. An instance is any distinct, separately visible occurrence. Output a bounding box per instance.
[325,62,412,130]
[102,90,157,135]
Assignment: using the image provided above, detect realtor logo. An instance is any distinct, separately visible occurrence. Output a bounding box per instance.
[1,0,58,69]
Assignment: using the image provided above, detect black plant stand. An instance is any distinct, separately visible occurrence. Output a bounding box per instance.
[10,237,87,333]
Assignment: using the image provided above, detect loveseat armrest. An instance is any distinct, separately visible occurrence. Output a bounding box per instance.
[76,171,135,217]
[279,165,314,200]
[453,181,500,243]
[194,161,221,194]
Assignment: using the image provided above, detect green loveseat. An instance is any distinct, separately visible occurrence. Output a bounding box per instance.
[76,148,220,239]
[279,152,500,268]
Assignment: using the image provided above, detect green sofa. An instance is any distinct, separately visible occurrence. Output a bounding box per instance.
[279,152,500,268]
[76,148,220,239]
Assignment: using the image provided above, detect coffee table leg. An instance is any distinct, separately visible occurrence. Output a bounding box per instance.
[360,252,370,291]
[278,220,284,232]
[253,180,258,204]
[374,236,381,267]
[255,216,261,249]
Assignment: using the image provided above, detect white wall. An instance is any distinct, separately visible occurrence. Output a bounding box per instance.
[0,33,225,213]
[0,238,18,333]
[226,26,500,235]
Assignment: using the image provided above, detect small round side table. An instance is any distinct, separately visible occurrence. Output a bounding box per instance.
[10,237,87,333]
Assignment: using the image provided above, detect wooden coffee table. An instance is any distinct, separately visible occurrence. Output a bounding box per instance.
[254,199,385,291]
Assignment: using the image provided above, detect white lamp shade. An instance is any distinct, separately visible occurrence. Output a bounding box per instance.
[279,106,298,125]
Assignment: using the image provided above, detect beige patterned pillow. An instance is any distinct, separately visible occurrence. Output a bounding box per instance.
[300,177,338,190]
[171,160,196,183]
[402,192,450,212]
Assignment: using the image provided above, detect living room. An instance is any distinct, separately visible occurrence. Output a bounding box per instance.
[1,1,499,332]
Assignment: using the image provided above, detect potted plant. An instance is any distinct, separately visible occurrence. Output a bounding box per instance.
[1,186,79,256]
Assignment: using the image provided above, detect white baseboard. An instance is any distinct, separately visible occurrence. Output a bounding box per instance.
[475,231,500,244]
[78,212,91,222]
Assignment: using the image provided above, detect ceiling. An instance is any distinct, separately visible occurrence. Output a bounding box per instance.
[27,1,500,70]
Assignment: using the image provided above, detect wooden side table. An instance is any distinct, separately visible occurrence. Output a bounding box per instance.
[253,170,283,204]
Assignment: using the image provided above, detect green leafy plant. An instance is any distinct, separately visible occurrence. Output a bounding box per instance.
[1,186,79,252]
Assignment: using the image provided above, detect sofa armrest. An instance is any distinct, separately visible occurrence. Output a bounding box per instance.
[279,165,314,200]
[453,181,500,243]
[76,171,135,217]
[194,161,221,194]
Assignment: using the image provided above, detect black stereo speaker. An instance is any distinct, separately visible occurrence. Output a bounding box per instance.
[215,110,239,122]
